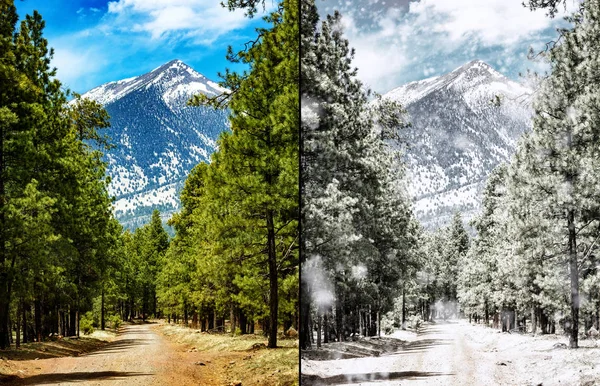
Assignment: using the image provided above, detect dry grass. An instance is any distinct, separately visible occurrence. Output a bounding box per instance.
[0,330,116,382]
[0,330,116,362]
[158,323,299,386]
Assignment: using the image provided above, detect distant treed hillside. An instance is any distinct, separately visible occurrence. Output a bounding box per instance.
[383,60,533,228]
[79,60,229,230]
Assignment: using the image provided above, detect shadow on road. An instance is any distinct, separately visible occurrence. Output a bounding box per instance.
[302,335,453,360]
[301,370,454,385]
[1,371,152,385]
[391,338,453,355]
[82,338,150,356]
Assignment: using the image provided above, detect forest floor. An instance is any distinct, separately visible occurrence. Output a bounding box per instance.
[301,319,600,385]
[0,320,298,385]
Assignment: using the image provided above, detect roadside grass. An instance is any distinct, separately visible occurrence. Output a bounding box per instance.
[0,329,117,382]
[0,329,116,362]
[158,322,298,386]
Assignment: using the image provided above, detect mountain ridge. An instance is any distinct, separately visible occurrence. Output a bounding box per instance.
[79,59,230,230]
[383,60,533,228]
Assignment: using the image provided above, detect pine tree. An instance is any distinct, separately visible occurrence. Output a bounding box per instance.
[300,0,416,347]
[187,0,298,348]
[501,0,600,346]
[0,2,120,346]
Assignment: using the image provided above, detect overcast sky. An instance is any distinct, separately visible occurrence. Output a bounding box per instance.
[15,0,271,94]
[317,0,579,93]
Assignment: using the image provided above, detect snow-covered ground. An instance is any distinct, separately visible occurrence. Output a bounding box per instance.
[301,320,600,385]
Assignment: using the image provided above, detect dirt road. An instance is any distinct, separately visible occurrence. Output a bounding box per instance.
[8,323,215,385]
[301,320,600,385]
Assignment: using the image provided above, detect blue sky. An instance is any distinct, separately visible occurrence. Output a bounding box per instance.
[15,0,272,93]
[317,0,580,93]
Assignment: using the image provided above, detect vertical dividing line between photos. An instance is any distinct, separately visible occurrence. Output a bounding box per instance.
[297,0,304,376]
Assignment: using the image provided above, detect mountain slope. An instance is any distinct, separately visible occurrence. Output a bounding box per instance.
[80,60,229,229]
[383,60,533,228]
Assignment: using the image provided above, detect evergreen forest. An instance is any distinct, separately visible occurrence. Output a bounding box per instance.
[300,0,600,353]
[0,0,298,354]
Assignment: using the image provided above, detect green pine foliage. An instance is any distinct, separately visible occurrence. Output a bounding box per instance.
[156,0,299,349]
[0,2,123,348]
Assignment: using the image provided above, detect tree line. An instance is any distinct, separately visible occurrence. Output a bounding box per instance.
[457,0,600,349]
[300,0,420,349]
[157,0,299,349]
[0,1,122,348]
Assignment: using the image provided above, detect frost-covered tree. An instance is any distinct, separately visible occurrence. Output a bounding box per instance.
[461,0,600,346]
[519,0,600,347]
[458,165,506,325]
[300,0,415,348]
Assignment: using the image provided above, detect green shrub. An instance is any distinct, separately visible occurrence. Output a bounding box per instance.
[110,315,122,330]
[80,312,95,335]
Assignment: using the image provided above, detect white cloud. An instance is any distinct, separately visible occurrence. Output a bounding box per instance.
[333,0,576,93]
[50,45,105,91]
[407,0,564,46]
[337,12,409,92]
[106,0,257,41]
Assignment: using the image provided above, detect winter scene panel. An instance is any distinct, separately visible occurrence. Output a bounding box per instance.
[300,0,600,385]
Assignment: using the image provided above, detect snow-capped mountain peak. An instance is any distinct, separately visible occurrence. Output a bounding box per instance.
[382,60,533,229]
[81,59,227,108]
[77,60,230,230]
[384,60,530,108]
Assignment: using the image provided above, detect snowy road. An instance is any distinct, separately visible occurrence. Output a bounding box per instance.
[301,320,600,385]
[302,321,492,385]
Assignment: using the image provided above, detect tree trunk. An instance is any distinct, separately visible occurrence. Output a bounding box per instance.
[531,306,537,334]
[567,209,579,348]
[316,311,321,348]
[184,302,189,326]
[101,287,105,330]
[35,298,42,342]
[0,284,9,349]
[153,292,157,319]
[15,301,21,349]
[266,210,278,349]
[0,128,9,349]
[230,305,235,335]
[129,296,134,321]
[336,298,344,341]
[484,300,489,326]
[22,304,28,343]
[358,309,363,336]
[142,287,147,322]
[300,277,311,349]
[192,311,198,330]
[239,311,247,334]
[402,286,406,329]
[324,312,329,343]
